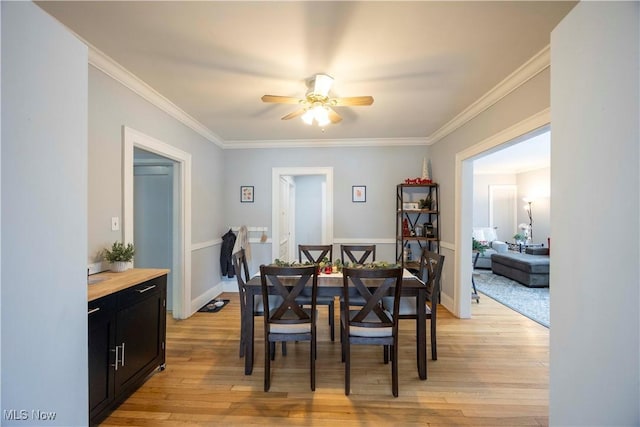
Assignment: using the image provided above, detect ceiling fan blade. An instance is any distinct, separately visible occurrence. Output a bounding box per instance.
[261,95,302,104]
[281,109,306,120]
[333,96,374,106]
[328,108,342,124]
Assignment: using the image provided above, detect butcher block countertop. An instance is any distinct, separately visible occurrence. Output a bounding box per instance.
[88,268,170,302]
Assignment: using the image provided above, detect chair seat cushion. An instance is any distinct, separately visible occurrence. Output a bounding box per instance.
[270,322,311,334]
[347,310,392,337]
[381,296,431,316]
[269,308,316,334]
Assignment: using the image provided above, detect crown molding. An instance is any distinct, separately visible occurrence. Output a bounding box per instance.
[222,136,428,150]
[428,45,551,145]
[88,47,225,148]
[88,39,547,151]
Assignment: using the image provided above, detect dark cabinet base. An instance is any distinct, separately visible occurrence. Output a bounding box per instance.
[89,275,167,425]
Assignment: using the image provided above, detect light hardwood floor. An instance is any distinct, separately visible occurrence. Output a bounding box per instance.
[101,293,549,426]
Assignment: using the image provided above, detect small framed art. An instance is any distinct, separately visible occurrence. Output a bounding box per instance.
[241,186,254,203]
[352,185,366,203]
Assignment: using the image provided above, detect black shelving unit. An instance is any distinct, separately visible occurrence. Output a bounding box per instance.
[396,183,440,271]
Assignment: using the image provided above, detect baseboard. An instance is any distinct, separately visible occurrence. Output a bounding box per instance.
[190,283,224,314]
[440,292,455,315]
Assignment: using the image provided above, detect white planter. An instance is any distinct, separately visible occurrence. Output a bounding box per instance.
[110,261,129,272]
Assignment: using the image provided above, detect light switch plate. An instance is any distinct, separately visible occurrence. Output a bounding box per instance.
[111,216,120,231]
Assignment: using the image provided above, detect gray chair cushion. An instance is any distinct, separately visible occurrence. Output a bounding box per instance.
[381,296,431,316]
[348,310,392,337]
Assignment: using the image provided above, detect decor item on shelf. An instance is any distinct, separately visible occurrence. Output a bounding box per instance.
[421,157,430,181]
[424,222,435,238]
[419,194,433,209]
[404,177,432,184]
[402,219,410,237]
[103,241,135,272]
[513,233,526,244]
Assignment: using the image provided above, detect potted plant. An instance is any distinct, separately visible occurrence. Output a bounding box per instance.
[103,241,135,272]
[472,237,489,254]
[513,233,526,244]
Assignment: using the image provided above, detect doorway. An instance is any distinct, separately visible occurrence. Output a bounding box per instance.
[271,167,333,262]
[454,110,550,318]
[123,126,193,320]
[133,149,175,310]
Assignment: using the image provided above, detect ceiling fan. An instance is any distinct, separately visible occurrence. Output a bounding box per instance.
[261,74,374,127]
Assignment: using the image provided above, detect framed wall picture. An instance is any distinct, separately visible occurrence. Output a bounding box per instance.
[240,186,254,203]
[352,185,366,203]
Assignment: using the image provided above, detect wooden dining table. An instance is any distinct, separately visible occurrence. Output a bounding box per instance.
[242,269,429,380]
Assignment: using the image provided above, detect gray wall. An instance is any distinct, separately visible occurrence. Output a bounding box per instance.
[1,2,88,425]
[550,2,639,424]
[223,145,429,267]
[88,66,226,302]
[429,69,552,301]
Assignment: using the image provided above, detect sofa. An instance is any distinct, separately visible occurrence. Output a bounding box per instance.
[491,249,550,287]
[472,227,508,269]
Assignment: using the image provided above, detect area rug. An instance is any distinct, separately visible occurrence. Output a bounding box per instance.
[198,299,230,313]
[473,271,549,327]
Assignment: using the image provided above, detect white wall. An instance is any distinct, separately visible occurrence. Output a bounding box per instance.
[1,2,88,425]
[550,2,639,424]
[516,167,550,246]
[472,173,516,228]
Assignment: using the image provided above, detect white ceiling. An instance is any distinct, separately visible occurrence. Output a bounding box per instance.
[37,1,575,147]
[473,130,550,175]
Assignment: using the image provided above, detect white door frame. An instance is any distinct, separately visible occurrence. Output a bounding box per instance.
[454,110,549,318]
[123,126,192,320]
[272,167,333,261]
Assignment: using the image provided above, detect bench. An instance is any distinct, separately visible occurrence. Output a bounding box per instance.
[491,251,550,288]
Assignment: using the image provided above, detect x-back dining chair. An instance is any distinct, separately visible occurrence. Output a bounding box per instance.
[340,244,376,265]
[260,264,318,392]
[298,244,335,341]
[340,244,376,307]
[232,249,286,358]
[382,248,445,361]
[341,266,403,397]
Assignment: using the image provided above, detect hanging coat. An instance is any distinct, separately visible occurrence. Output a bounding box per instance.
[220,229,236,278]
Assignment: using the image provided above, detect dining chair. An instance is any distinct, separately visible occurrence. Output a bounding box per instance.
[340,244,376,265]
[232,249,286,358]
[298,244,335,341]
[339,244,377,307]
[260,264,318,392]
[340,266,403,397]
[381,248,444,361]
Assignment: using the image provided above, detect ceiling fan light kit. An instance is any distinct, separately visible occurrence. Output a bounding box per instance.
[261,73,374,127]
